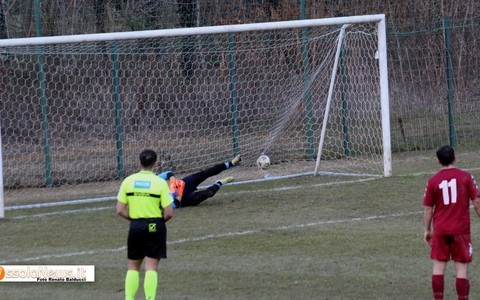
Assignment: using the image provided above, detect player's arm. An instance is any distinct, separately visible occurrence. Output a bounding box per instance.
[116,201,130,221]
[168,177,184,209]
[172,177,184,202]
[116,183,130,221]
[422,181,434,245]
[468,175,480,218]
[160,180,175,222]
[423,205,433,245]
[163,205,174,222]
[472,196,480,218]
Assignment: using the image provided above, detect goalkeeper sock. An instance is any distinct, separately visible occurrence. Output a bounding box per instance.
[225,155,241,169]
[125,270,139,300]
[144,270,158,300]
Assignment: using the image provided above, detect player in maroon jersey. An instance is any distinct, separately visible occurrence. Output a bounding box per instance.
[423,145,480,300]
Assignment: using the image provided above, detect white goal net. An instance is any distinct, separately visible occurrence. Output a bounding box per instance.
[0,14,390,216]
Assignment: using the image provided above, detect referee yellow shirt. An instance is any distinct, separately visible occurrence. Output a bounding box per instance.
[117,170,172,219]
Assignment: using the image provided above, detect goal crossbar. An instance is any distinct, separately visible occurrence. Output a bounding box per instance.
[0,14,387,47]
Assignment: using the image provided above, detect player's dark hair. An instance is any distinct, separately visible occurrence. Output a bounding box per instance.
[139,149,157,168]
[436,145,455,166]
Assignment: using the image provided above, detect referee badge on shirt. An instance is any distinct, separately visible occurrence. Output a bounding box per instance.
[134,180,151,189]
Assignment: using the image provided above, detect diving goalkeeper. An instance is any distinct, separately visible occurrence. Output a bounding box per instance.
[158,154,241,208]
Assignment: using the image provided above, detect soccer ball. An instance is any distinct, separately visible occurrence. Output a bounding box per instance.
[256,155,271,169]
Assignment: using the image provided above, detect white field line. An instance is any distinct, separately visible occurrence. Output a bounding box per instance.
[10,206,112,219]
[7,167,480,211]
[2,209,422,264]
[4,170,480,263]
[6,197,116,211]
[0,176,420,263]
[6,177,379,211]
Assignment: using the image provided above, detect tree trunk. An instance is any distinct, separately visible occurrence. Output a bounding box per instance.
[178,0,197,79]
[94,0,106,33]
[0,0,7,39]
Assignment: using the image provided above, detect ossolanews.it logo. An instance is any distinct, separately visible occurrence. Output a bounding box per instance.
[0,266,5,280]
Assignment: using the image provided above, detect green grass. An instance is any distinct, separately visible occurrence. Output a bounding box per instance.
[2,149,480,299]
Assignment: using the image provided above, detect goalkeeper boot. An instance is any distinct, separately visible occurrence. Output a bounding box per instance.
[217,176,234,186]
[231,155,241,166]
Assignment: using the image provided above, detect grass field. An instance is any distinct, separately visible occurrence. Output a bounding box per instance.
[2,148,480,299]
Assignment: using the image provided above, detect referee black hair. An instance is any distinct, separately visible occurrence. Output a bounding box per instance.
[139,149,158,168]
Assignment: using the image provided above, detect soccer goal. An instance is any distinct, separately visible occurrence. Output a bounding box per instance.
[0,14,390,217]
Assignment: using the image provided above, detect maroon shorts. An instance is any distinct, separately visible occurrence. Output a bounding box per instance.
[430,233,472,262]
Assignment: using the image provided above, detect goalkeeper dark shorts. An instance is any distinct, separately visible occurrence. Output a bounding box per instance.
[127,218,167,260]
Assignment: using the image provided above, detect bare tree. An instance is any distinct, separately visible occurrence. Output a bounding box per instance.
[21,0,34,36]
[178,0,197,79]
[0,0,7,38]
[94,0,106,33]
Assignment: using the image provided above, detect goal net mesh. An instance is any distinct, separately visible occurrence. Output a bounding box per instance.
[0,20,385,203]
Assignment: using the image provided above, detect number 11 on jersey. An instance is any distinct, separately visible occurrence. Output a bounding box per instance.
[439,179,457,205]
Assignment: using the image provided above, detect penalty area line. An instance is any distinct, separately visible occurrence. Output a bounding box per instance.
[10,206,112,219]
[5,177,379,212]
[4,178,380,220]
[1,209,422,264]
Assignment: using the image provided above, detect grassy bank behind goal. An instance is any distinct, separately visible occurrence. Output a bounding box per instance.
[2,148,480,299]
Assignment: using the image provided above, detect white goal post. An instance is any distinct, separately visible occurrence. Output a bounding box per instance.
[0,14,391,218]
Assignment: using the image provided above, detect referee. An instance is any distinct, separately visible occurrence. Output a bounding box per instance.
[116,149,174,300]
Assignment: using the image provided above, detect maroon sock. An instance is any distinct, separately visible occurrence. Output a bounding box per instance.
[432,275,444,300]
[456,278,469,300]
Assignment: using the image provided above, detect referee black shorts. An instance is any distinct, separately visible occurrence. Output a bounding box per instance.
[127,218,167,260]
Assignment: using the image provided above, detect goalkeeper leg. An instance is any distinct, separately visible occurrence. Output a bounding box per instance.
[182,155,241,189]
[183,177,234,206]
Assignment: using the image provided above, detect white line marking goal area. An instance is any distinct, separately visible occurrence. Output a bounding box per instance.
[0,174,438,264]
[5,177,379,211]
[2,210,422,264]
